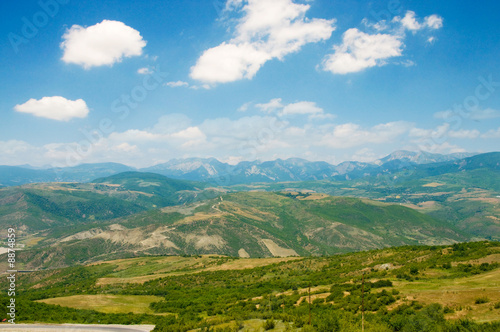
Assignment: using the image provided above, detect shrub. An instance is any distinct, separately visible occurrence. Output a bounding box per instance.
[443,306,455,314]
[263,319,275,330]
[475,297,490,304]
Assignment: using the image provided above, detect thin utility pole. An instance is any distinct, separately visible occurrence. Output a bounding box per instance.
[308,283,311,325]
[361,272,365,332]
[308,257,312,326]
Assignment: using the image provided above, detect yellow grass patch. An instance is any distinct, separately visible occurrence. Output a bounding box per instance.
[37,295,163,314]
[298,193,329,200]
[95,255,302,285]
[394,268,500,322]
[422,182,445,187]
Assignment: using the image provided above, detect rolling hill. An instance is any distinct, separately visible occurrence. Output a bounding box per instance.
[0,172,218,236]
[13,191,470,270]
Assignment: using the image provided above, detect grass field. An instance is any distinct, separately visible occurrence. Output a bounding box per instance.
[37,295,163,314]
[37,250,500,323]
[393,267,500,322]
[95,255,302,285]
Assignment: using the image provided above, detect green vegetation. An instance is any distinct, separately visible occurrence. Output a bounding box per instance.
[8,191,472,270]
[0,172,217,236]
[0,155,498,330]
[2,241,499,331]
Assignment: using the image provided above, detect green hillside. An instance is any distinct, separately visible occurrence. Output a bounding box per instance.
[2,241,499,331]
[0,173,218,238]
[13,192,470,270]
[236,158,500,241]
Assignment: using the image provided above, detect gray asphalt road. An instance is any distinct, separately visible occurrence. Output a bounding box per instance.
[0,324,155,332]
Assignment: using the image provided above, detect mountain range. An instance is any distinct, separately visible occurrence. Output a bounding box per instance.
[0,150,479,186]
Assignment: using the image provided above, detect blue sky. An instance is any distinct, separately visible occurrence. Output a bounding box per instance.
[1,0,499,167]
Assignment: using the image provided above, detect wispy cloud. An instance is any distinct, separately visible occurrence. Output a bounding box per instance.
[190,0,335,84]
[322,10,443,74]
[165,81,189,88]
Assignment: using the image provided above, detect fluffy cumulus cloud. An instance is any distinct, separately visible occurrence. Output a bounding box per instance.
[424,14,444,29]
[14,96,89,121]
[323,10,443,74]
[61,20,146,69]
[393,11,443,31]
[322,28,403,74]
[190,0,335,83]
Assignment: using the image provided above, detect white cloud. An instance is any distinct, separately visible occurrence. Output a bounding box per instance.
[400,59,416,67]
[425,15,444,29]
[137,67,153,75]
[322,10,442,75]
[14,96,89,121]
[171,126,206,140]
[237,102,252,112]
[322,28,403,74]
[351,148,382,163]
[399,11,422,31]
[433,110,453,120]
[256,98,284,113]
[318,121,413,148]
[448,129,480,139]
[409,123,450,139]
[362,18,389,32]
[165,81,189,88]
[434,108,500,120]
[61,20,146,69]
[255,98,334,120]
[0,140,35,155]
[394,11,443,31]
[190,0,335,83]
[3,112,486,168]
[417,142,465,154]
[280,101,323,116]
[113,143,138,153]
[108,129,163,142]
[470,108,500,120]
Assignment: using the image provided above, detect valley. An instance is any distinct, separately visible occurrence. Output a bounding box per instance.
[0,151,499,330]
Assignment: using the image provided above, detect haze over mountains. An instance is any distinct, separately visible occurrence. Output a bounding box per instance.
[0,150,479,187]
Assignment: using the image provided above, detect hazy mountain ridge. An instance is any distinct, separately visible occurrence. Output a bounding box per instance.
[0,150,482,186]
